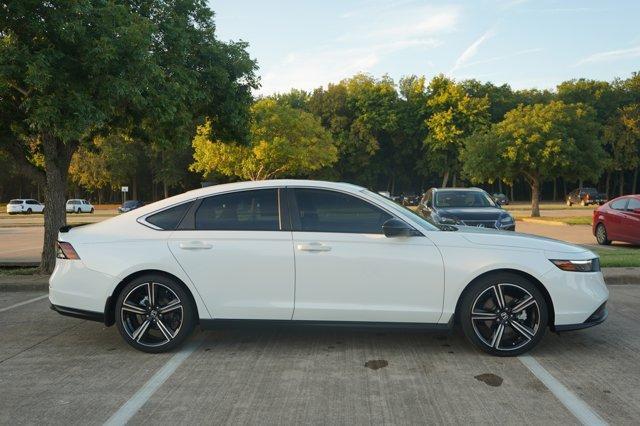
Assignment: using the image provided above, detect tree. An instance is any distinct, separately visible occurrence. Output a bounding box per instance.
[0,0,257,272]
[424,75,490,187]
[604,104,640,195]
[191,99,337,180]
[462,101,603,217]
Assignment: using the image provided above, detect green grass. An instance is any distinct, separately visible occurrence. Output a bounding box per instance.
[0,267,40,276]
[590,246,640,267]
[505,203,595,211]
[522,216,592,225]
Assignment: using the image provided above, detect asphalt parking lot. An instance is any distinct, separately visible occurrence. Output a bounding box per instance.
[1,285,639,425]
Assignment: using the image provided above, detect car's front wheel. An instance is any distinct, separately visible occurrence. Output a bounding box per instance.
[459,273,548,356]
[595,223,611,245]
[115,275,196,353]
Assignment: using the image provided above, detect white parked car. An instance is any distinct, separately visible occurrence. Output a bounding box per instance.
[6,199,45,214]
[66,199,94,213]
[49,180,608,355]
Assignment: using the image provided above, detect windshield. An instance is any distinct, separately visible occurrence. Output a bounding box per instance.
[362,189,439,231]
[123,201,139,207]
[435,191,496,208]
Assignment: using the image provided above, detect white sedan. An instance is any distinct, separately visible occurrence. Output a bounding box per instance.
[49,180,608,355]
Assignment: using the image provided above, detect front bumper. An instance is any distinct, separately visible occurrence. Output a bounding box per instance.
[553,302,608,331]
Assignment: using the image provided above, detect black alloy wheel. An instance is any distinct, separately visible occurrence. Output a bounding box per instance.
[115,275,195,353]
[460,273,548,356]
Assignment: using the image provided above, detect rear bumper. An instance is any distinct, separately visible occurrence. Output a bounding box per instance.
[50,304,104,323]
[553,302,608,331]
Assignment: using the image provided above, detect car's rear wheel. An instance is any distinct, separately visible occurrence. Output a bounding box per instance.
[115,275,195,353]
[76,208,80,214]
[26,208,32,214]
[459,273,548,356]
[90,207,94,213]
[596,223,611,245]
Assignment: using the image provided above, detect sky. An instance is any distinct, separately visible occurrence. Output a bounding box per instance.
[210,0,640,95]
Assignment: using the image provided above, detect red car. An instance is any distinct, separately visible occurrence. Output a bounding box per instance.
[593,195,640,245]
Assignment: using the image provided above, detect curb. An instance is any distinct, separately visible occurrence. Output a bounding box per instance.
[519,218,568,226]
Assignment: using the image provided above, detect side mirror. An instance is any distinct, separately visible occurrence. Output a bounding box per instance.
[382,218,419,237]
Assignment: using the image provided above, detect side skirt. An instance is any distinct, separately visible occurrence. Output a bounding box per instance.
[200,319,452,332]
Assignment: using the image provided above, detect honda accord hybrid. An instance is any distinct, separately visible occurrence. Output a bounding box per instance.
[49,180,608,356]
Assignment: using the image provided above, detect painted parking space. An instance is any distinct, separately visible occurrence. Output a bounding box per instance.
[0,286,638,424]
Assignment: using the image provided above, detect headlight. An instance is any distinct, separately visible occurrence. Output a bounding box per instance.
[500,215,514,223]
[433,214,460,225]
[550,258,600,272]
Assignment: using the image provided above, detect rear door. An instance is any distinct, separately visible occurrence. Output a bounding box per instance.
[168,188,295,320]
[289,187,444,323]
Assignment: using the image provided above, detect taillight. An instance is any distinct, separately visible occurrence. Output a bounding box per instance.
[57,241,80,260]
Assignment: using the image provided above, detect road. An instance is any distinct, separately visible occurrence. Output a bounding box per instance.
[0,285,638,424]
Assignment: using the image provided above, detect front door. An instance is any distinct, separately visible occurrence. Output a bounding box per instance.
[289,188,444,323]
[168,188,295,320]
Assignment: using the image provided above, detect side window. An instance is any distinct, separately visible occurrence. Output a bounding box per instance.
[146,202,193,230]
[195,189,279,231]
[293,189,392,234]
[626,198,640,211]
[610,199,628,210]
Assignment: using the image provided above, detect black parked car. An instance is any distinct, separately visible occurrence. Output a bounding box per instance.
[566,187,606,206]
[492,193,509,205]
[118,200,145,213]
[417,187,516,231]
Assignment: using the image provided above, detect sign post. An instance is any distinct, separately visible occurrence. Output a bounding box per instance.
[121,186,129,204]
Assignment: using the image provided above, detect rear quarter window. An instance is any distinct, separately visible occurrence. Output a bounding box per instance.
[145,202,193,230]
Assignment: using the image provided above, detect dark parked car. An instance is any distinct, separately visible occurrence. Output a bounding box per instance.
[401,193,421,206]
[566,187,606,206]
[593,195,640,245]
[492,193,509,205]
[118,200,145,213]
[417,187,515,230]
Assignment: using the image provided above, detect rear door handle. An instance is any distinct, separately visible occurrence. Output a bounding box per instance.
[297,243,332,252]
[179,241,213,250]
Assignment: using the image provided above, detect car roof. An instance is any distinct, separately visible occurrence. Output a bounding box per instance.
[184,180,365,198]
[431,187,485,192]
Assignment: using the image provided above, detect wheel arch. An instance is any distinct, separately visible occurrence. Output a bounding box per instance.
[104,269,200,327]
[453,268,555,328]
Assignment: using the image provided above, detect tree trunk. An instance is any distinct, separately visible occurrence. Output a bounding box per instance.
[498,179,503,193]
[530,178,541,217]
[510,184,514,202]
[619,170,624,196]
[40,135,76,274]
[451,173,457,188]
[633,167,638,194]
[132,177,138,201]
[163,180,169,199]
[553,178,557,201]
[578,179,583,190]
[441,170,450,188]
[605,172,611,199]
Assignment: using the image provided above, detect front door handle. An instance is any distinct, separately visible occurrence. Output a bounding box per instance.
[297,243,332,252]
[179,241,213,250]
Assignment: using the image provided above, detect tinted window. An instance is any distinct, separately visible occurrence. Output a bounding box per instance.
[627,198,640,211]
[610,199,628,210]
[146,202,192,230]
[435,191,495,208]
[26,200,38,205]
[293,189,391,234]
[9,200,22,205]
[195,189,279,231]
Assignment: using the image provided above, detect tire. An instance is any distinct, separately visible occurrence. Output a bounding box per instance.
[76,208,81,214]
[90,208,94,214]
[115,274,196,353]
[595,223,611,245]
[459,272,548,356]
[26,208,32,215]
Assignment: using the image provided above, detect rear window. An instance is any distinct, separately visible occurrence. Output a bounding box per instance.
[145,202,192,230]
[9,200,22,204]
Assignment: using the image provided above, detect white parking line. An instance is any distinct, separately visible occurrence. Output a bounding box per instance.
[104,337,203,426]
[519,355,608,426]
[0,294,48,313]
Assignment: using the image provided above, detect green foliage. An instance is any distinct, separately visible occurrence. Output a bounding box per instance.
[191,99,337,180]
[604,103,640,172]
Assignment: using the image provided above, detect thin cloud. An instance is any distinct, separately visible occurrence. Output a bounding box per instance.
[576,44,640,65]
[451,29,496,72]
[452,47,543,72]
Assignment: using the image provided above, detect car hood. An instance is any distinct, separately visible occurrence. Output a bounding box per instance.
[454,226,589,254]
[436,207,507,220]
